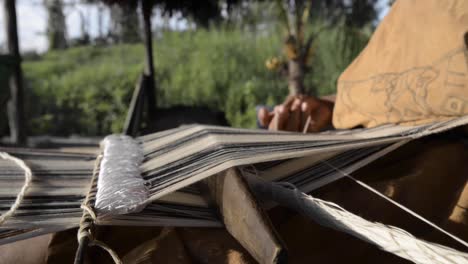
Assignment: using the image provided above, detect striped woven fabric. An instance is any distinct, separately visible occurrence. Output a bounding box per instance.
[1,115,467,245]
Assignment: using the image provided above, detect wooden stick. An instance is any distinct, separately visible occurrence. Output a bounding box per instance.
[302,115,311,134]
[203,168,287,264]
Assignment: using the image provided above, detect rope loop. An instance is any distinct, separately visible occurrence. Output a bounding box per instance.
[75,154,122,264]
[0,152,33,225]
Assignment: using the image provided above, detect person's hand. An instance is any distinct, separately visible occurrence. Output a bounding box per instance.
[258,95,335,133]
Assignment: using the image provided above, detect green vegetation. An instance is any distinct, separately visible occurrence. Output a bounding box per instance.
[22,26,369,136]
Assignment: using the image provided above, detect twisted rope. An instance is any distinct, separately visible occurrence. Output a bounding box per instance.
[74,154,122,264]
[0,152,33,225]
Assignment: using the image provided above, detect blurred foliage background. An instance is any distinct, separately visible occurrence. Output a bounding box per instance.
[1,0,378,137]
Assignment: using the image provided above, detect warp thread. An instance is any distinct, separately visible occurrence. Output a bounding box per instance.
[0,152,33,225]
[292,187,468,264]
[242,170,468,264]
[322,160,468,249]
[74,154,122,264]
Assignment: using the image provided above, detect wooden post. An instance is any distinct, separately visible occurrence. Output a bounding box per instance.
[141,0,157,119]
[122,2,157,135]
[123,74,145,136]
[4,0,26,145]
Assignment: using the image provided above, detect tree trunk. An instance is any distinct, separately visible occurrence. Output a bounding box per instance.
[110,3,140,43]
[287,59,306,95]
[4,0,25,145]
[97,3,104,39]
[45,0,67,50]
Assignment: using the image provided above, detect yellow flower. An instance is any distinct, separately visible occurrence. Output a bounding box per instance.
[265,57,281,70]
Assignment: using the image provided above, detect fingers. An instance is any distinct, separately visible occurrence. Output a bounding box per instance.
[294,96,335,133]
[301,96,320,111]
[282,95,297,109]
[302,98,334,132]
[312,101,333,132]
[300,101,312,131]
[269,105,290,131]
[268,96,297,131]
[268,96,312,132]
[257,107,273,128]
[260,96,296,130]
[265,95,334,133]
[301,102,320,133]
[285,98,301,131]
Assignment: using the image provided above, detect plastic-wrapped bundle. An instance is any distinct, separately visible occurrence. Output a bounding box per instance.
[95,134,148,216]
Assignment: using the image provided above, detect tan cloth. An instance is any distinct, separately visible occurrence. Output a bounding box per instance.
[333,0,468,129]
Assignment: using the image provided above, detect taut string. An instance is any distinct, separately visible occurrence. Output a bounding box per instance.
[321,160,468,249]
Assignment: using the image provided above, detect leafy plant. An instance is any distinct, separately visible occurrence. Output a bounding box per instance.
[19,25,369,136]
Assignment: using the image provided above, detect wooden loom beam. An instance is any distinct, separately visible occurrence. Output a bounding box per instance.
[203,168,287,264]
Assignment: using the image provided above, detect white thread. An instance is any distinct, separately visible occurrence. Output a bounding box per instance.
[294,189,468,264]
[76,154,122,264]
[95,135,147,216]
[0,152,33,225]
[321,160,468,249]
[243,168,468,263]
